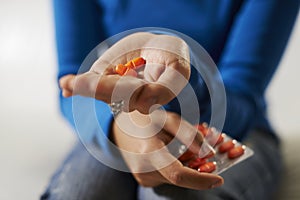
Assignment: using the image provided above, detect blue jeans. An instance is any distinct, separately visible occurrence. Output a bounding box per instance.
[41,130,282,200]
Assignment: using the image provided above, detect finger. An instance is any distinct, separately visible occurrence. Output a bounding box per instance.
[60,72,112,101]
[130,82,175,114]
[59,72,184,115]
[135,70,189,115]
[131,67,190,114]
[162,112,204,156]
[156,60,190,95]
[58,72,118,102]
[142,35,190,97]
[60,71,151,113]
[71,72,182,115]
[59,74,75,97]
[132,171,169,187]
[154,149,224,190]
[59,72,160,114]
[161,160,224,190]
[62,89,72,97]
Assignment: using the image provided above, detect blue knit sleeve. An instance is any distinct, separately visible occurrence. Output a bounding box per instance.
[216,0,299,139]
[53,0,114,146]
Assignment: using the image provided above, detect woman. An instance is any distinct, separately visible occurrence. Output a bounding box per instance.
[42,0,299,199]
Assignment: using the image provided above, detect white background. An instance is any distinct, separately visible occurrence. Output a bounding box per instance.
[0,1,299,199]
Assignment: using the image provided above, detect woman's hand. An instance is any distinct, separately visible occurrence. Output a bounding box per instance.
[59,32,190,114]
[112,111,224,189]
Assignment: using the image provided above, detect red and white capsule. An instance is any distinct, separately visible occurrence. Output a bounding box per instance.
[228,145,245,159]
[178,150,195,162]
[198,162,217,173]
[215,133,225,145]
[195,123,208,137]
[188,158,207,169]
[218,140,236,153]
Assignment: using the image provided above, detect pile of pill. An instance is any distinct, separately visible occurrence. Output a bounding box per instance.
[179,123,254,174]
[115,57,146,77]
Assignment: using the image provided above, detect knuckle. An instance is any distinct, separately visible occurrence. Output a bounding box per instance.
[134,176,147,186]
[137,142,152,154]
[138,181,153,187]
[132,84,147,102]
[133,174,152,187]
[78,74,96,94]
[168,171,183,185]
[87,80,96,93]
[176,36,187,45]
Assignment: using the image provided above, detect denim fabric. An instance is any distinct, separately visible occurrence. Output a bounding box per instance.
[40,142,138,200]
[41,130,281,200]
[138,130,282,200]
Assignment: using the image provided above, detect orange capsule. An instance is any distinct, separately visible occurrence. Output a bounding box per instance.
[125,61,134,69]
[178,150,195,162]
[198,162,216,173]
[115,64,128,76]
[218,140,235,153]
[125,57,146,69]
[131,57,146,69]
[195,124,208,137]
[216,134,224,145]
[188,158,207,169]
[201,151,215,159]
[205,129,224,146]
[116,57,146,76]
[228,146,245,159]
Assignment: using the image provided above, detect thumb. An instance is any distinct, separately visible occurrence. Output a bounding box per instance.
[59,74,75,97]
[59,72,147,110]
[59,72,118,103]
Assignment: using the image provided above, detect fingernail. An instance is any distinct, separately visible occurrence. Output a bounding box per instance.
[210,179,223,189]
[62,89,68,97]
[62,89,72,97]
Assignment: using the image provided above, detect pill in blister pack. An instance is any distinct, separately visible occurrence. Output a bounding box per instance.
[179,123,254,174]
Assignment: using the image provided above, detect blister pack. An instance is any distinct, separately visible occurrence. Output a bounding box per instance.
[179,123,254,174]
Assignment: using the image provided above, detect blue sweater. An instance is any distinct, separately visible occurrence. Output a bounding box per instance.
[53,0,299,146]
